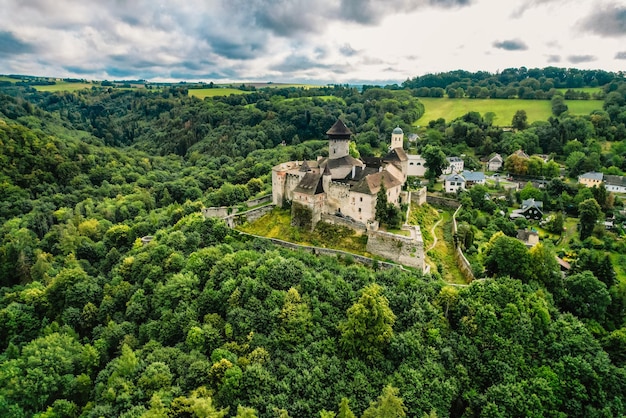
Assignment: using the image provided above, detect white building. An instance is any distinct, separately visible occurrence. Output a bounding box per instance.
[443,156,464,174]
[407,154,427,177]
[445,173,466,193]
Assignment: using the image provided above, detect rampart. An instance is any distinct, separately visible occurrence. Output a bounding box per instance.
[426,195,461,209]
[366,226,425,271]
[320,213,367,233]
[222,205,275,228]
[451,205,475,281]
[201,195,272,218]
[234,230,406,271]
[409,187,427,206]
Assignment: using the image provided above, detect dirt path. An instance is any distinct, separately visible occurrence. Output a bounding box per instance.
[427,213,443,252]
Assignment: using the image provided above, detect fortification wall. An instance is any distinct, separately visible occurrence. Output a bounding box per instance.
[426,195,461,209]
[410,187,427,206]
[234,230,404,271]
[366,226,425,271]
[320,214,367,233]
[451,205,475,281]
[202,195,272,218]
[223,205,275,228]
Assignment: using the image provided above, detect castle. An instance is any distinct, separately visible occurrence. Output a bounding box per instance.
[271,119,426,271]
[272,119,410,229]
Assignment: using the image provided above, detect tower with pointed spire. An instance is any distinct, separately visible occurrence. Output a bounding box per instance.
[327,119,352,159]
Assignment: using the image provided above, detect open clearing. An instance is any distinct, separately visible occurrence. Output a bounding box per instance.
[415,98,604,126]
[188,88,251,98]
[33,81,95,92]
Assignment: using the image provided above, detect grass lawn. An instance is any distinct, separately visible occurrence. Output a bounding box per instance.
[407,203,440,248]
[236,207,369,256]
[609,253,626,284]
[415,97,603,126]
[556,87,603,95]
[426,210,467,284]
[188,88,251,98]
[33,81,95,92]
[0,75,21,82]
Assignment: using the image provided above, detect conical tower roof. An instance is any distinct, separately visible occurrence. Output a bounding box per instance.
[299,160,311,172]
[326,119,352,139]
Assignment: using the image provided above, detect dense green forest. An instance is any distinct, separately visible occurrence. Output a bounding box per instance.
[1,68,626,417]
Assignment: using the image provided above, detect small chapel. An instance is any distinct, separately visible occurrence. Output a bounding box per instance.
[271,119,410,229]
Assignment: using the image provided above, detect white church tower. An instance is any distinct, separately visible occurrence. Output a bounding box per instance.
[391,126,404,150]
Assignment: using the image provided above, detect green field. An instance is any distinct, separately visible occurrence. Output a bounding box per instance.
[188,88,251,98]
[415,98,604,126]
[33,81,95,92]
[556,87,603,94]
[0,75,21,83]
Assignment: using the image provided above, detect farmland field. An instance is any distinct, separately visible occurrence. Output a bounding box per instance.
[33,81,95,92]
[188,88,251,98]
[556,87,603,95]
[415,98,604,126]
[0,75,21,82]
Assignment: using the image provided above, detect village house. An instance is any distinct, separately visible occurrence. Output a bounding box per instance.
[444,173,466,193]
[578,171,604,188]
[443,156,464,174]
[510,198,543,220]
[462,170,485,187]
[604,175,626,193]
[486,153,503,172]
[516,229,539,248]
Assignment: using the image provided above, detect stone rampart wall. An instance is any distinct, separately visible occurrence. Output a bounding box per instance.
[234,231,405,271]
[320,214,367,233]
[223,205,275,228]
[426,195,461,209]
[366,227,425,270]
[451,205,475,281]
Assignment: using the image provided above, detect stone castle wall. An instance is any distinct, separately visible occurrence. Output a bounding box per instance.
[426,195,461,209]
[366,226,425,271]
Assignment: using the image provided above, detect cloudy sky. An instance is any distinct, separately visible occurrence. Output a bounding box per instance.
[1,0,625,84]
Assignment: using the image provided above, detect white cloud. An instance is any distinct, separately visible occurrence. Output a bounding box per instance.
[0,0,623,83]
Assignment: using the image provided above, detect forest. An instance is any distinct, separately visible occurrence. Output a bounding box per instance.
[1,67,626,417]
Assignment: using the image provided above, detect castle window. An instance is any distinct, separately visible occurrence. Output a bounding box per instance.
[358,208,362,213]
[359,197,363,202]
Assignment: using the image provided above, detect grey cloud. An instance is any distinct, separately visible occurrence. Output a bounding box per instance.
[546,54,561,63]
[340,44,359,57]
[270,54,333,72]
[567,55,596,64]
[209,36,265,60]
[493,39,528,51]
[339,0,471,25]
[63,65,97,75]
[581,4,626,36]
[616,51,626,59]
[0,31,34,55]
[510,0,563,18]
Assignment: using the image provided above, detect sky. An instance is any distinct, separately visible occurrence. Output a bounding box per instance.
[0,0,625,85]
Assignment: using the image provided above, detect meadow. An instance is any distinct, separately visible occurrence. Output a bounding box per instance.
[188,87,251,98]
[33,81,95,92]
[0,75,21,82]
[415,97,604,126]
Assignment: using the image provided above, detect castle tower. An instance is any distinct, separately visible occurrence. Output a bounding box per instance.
[322,164,332,193]
[391,126,403,150]
[327,119,352,160]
